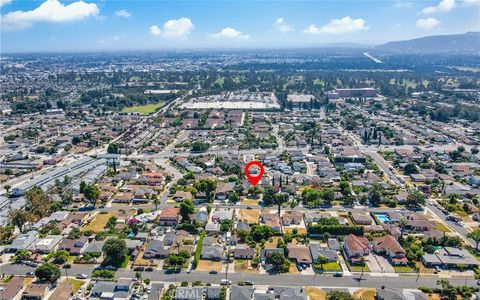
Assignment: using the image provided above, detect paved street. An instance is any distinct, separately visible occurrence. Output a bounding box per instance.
[1,263,476,289]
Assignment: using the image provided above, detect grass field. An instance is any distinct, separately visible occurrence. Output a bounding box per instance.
[213,77,225,87]
[65,278,85,293]
[81,212,117,233]
[354,288,376,300]
[288,263,299,274]
[393,265,415,273]
[307,287,326,300]
[122,102,164,115]
[240,199,260,206]
[238,209,259,224]
[315,262,342,272]
[196,260,223,272]
[435,222,451,233]
[234,260,258,273]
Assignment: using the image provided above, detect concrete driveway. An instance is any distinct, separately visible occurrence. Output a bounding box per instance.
[375,255,395,273]
[366,254,381,273]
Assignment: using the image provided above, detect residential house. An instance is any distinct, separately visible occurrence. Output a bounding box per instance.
[233,247,255,259]
[372,235,408,265]
[260,248,285,263]
[143,239,168,259]
[282,211,303,226]
[59,237,89,255]
[350,213,374,226]
[309,244,338,263]
[158,208,180,226]
[422,247,480,268]
[21,284,48,300]
[175,287,205,300]
[230,287,254,300]
[261,213,281,232]
[7,231,38,252]
[0,277,24,300]
[31,235,63,253]
[287,244,312,264]
[215,182,235,200]
[47,282,73,300]
[343,234,370,264]
[201,245,224,261]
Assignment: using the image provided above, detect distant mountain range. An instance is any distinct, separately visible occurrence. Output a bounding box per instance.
[375,32,480,53]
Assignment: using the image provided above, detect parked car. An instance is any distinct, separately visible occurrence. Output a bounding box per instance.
[333,272,343,277]
[209,270,218,274]
[133,266,144,271]
[76,274,88,279]
[145,267,154,272]
[220,279,231,285]
[244,281,254,286]
[26,272,35,277]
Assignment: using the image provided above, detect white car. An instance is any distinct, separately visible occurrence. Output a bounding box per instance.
[220,279,231,285]
[76,274,88,279]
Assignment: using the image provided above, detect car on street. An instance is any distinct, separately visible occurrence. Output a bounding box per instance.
[209,270,218,274]
[26,272,34,277]
[220,279,231,285]
[76,274,88,279]
[333,272,343,277]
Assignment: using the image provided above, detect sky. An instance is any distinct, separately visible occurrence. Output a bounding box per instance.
[0,0,479,53]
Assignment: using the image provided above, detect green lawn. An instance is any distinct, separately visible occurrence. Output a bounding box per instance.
[120,256,130,268]
[122,102,164,115]
[213,77,225,87]
[393,265,415,273]
[314,262,342,272]
[65,278,84,293]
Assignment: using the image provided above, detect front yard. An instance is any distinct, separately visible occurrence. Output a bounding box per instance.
[314,262,342,272]
[234,259,259,273]
[393,265,415,273]
[196,260,223,272]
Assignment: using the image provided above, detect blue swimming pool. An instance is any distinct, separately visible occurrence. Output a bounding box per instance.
[375,213,391,223]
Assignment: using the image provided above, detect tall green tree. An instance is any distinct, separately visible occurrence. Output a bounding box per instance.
[179,199,194,223]
[35,263,61,283]
[102,238,127,266]
[9,209,29,233]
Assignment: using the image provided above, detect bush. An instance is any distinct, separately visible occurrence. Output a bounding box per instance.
[92,269,115,279]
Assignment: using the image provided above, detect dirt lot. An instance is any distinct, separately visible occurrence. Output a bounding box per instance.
[234,259,259,273]
[288,263,300,274]
[241,199,260,206]
[81,212,118,233]
[284,227,307,235]
[239,209,260,224]
[196,260,223,272]
[306,287,326,300]
[354,288,376,300]
[264,236,281,248]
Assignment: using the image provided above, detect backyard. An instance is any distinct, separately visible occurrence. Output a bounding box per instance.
[238,209,259,224]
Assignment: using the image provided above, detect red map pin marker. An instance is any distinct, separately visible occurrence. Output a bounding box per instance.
[245,161,264,186]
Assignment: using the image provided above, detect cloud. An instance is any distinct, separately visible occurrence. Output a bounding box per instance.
[394,1,414,8]
[115,9,131,18]
[421,0,455,13]
[0,0,12,8]
[1,0,99,31]
[274,17,294,32]
[210,27,250,40]
[149,17,194,39]
[150,25,161,36]
[416,17,441,29]
[463,0,480,5]
[304,16,368,34]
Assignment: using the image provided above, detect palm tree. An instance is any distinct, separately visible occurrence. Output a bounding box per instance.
[172,241,182,254]
[398,217,408,240]
[360,256,366,280]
